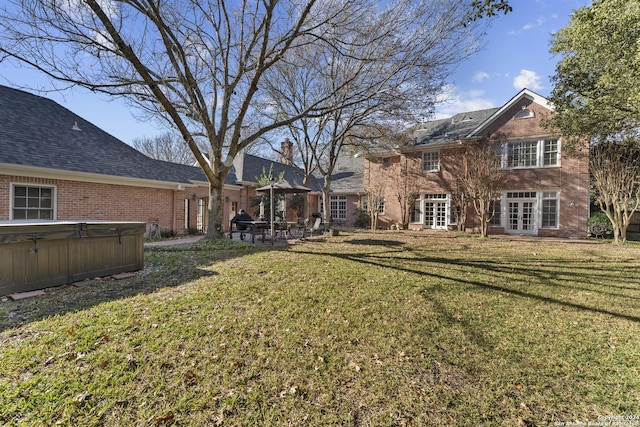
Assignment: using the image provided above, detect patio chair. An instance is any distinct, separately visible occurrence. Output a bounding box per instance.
[302,217,323,238]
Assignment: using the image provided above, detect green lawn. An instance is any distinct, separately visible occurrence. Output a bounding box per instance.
[1,232,640,426]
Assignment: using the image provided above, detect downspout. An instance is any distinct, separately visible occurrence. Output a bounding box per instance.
[172,189,177,234]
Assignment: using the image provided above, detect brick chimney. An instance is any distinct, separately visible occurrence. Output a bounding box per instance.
[280,139,294,165]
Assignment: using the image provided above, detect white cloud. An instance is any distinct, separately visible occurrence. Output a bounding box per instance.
[434,85,497,119]
[513,69,543,91]
[472,71,490,83]
[508,16,546,35]
[522,17,546,31]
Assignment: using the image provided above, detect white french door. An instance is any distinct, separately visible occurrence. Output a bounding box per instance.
[507,200,536,234]
[424,195,449,230]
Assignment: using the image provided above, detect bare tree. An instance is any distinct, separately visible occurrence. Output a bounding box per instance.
[0,0,364,238]
[133,132,199,165]
[366,181,386,231]
[393,156,420,229]
[260,0,487,227]
[590,138,640,244]
[449,180,470,232]
[453,136,507,237]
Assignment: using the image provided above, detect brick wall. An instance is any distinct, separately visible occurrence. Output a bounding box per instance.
[363,100,590,238]
[0,175,211,235]
[481,98,553,141]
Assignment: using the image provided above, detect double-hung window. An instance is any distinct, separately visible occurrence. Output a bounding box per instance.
[362,197,385,215]
[543,139,559,166]
[507,141,538,168]
[330,195,347,220]
[489,199,502,226]
[422,151,440,172]
[376,198,385,215]
[12,184,55,220]
[505,139,559,168]
[541,191,559,228]
[411,198,421,223]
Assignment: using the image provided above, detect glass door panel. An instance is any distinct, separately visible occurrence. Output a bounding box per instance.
[435,202,447,228]
[507,200,536,233]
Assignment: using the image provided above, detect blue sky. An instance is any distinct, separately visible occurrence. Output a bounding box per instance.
[0,0,591,145]
[436,0,591,118]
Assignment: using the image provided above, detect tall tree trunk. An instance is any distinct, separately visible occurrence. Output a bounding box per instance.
[206,180,225,239]
[322,178,332,230]
[477,199,489,238]
[321,188,330,230]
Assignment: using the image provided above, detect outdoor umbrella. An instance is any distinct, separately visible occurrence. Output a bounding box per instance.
[256,180,312,194]
[256,179,312,243]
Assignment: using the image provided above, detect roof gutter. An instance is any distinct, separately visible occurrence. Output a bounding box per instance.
[2,163,199,190]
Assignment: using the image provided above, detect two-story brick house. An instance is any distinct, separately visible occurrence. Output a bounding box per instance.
[365,89,590,238]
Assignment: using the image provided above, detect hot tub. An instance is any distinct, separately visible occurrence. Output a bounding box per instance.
[0,221,145,295]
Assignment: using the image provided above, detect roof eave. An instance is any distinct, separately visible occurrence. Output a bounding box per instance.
[2,163,201,190]
[467,88,554,137]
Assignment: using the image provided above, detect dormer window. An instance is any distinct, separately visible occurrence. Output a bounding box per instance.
[451,115,473,124]
[514,108,534,119]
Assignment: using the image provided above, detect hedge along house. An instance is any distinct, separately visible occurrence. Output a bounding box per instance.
[0,85,240,235]
[365,89,590,238]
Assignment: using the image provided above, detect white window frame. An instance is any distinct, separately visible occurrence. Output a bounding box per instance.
[540,191,560,229]
[503,139,560,169]
[501,190,561,233]
[489,198,502,227]
[411,198,422,224]
[330,195,347,220]
[417,194,450,230]
[514,109,534,120]
[543,139,559,167]
[362,197,385,216]
[422,151,440,172]
[10,183,57,220]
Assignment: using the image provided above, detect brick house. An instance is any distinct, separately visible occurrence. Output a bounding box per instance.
[229,149,320,223]
[2,85,592,238]
[315,154,365,229]
[365,89,590,238]
[0,85,327,235]
[0,85,222,234]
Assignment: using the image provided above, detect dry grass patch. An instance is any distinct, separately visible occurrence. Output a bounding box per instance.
[1,232,639,426]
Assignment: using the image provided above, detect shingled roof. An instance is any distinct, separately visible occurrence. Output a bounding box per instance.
[0,85,217,186]
[411,108,499,147]
[324,154,364,194]
[233,152,320,191]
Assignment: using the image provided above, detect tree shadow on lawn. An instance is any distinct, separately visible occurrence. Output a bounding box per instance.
[298,246,640,324]
[0,241,267,333]
[338,241,640,302]
[344,238,405,247]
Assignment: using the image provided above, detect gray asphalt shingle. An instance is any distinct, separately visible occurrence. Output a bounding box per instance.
[411,108,499,146]
[0,85,214,185]
[235,153,319,191]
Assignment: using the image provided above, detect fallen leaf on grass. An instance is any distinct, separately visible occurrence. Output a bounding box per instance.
[184,369,198,386]
[74,392,91,404]
[348,361,361,372]
[126,354,138,369]
[152,412,174,425]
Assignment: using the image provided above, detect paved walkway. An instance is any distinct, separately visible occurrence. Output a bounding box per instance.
[144,233,307,247]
